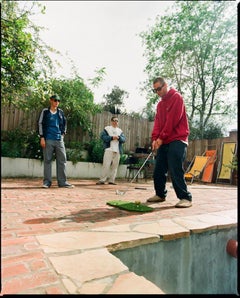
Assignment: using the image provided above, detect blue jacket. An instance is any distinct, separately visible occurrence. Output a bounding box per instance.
[38,107,66,138]
[100,128,126,154]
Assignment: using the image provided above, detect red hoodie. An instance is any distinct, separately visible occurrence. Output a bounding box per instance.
[152,88,190,144]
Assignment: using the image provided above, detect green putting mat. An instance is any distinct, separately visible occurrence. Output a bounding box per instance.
[107,200,153,212]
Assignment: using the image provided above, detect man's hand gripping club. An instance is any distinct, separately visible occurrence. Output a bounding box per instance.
[152,138,163,151]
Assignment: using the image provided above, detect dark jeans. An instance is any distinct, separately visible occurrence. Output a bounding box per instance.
[153,140,192,201]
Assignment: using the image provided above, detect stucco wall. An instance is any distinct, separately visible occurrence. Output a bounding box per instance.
[1,157,127,179]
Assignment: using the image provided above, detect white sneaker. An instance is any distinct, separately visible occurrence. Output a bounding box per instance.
[175,199,192,208]
[42,184,50,188]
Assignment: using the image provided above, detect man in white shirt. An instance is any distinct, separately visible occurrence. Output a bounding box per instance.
[96,116,126,185]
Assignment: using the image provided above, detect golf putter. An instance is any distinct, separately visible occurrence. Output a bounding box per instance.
[116,151,153,195]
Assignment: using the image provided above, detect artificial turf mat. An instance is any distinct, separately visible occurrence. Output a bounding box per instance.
[107,200,153,212]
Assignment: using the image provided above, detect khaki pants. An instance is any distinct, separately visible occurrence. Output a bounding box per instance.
[99,149,120,183]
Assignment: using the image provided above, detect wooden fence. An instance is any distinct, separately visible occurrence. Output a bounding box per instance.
[1,105,153,154]
[1,105,238,183]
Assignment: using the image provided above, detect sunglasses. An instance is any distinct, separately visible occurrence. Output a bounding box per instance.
[53,99,60,102]
[112,119,118,122]
[152,84,165,93]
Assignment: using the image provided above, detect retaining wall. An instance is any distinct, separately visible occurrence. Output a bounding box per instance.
[1,157,127,179]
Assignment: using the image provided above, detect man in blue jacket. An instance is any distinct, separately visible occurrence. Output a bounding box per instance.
[38,94,74,188]
[96,116,126,185]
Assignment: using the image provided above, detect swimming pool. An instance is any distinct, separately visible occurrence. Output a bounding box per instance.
[112,227,238,294]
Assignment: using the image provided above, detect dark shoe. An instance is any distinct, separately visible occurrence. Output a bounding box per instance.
[42,184,50,188]
[109,182,117,185]
[96,181,105,185]
[59,183,74,188]
[147,195,166,203]
[175,199,192,208]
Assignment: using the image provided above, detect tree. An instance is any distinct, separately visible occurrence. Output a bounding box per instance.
[49,76,102,133]
[1,0,105,136]
[189,121,224,141]
[101,85,129,114]
[1,0,59,107]
[88,67,107,88]
[139,1,237,138]
[141,101,156,122]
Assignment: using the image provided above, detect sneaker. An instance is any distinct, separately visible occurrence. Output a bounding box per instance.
[42,184,50,188]
[108,182,117,185]
[58,183,74,188]
[175,199,192,208]
[147,195,166,203]
[96,181,105,185]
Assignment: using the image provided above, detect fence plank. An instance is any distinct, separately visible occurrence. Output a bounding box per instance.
[1,105,237,175]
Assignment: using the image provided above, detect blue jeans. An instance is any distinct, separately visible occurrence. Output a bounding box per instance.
[153,140,192,201]
[43,139,67,186]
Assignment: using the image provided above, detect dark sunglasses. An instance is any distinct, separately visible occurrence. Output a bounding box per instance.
[152,84,165,93]
[53,99,60,102]
[112,119,118,122]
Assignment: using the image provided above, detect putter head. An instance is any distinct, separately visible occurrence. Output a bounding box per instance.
[134,187,147,190]
[116,189,125,195]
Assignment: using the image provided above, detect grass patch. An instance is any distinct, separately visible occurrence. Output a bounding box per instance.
[107,200,153,212]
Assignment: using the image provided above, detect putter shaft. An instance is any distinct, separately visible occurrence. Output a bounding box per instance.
[116,151,153,195]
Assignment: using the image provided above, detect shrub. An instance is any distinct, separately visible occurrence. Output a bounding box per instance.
[119,153,128,164]
[66,148,84,165]
[1,129,43,160]
[1,129,127,165]
[84,138,104,163]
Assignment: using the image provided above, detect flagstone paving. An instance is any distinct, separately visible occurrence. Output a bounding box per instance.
[1,178,237,294]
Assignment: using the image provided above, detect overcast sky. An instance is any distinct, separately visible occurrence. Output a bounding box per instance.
[28,0,173,113]
[24,0,237,131]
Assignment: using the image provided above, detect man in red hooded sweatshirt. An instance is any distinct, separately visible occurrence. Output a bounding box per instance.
[147,77,192,208]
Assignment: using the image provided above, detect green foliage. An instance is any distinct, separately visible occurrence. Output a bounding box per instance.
[139,1,237,137]
[128,111,144,120]
[1,0,35,101]
[49,77,101,133]
[189,121,224,140]
[141,102,156,121]
[1,0,58,107]
[202,124,224,140]
[65,141,85,165]
[65,149,84,165]
[88,67,107,88]
[224,155,237,171]
[84,139,128,164]
[0,0,116,135]
[65,141,84,150]
[119,154,128,165]
[1,141,22,158]
[101,85,129,114]
[84,138,104,163]
[1,128,128,164]
[1,129,98,164]
[1,129,43,159]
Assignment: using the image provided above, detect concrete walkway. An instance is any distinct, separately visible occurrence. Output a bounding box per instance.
[1,178,237,294]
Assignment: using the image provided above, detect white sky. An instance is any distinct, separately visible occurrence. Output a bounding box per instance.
[28,0,173,113]
[23,0,237,131]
